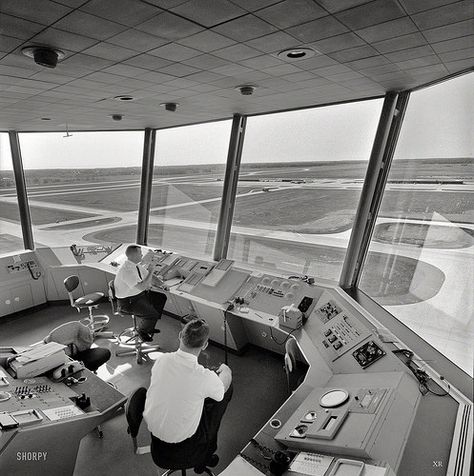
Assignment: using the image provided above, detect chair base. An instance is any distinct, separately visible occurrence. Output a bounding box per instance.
[80,314,111,334]
[116,329,159,364]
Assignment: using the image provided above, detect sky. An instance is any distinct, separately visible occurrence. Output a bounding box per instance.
[0,72,472,170]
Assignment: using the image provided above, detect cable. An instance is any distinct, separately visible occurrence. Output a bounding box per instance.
[269,325,299,346]
[392,349,450,397]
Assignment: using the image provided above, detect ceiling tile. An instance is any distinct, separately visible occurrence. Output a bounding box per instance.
[81,0,161,27]
[422,19,474,43]
[335,0,405,30]
[247,31,301,54]
[315,0,373,14]
[356,17,418,43]
[212,64,253,76]
[438,47,474,62]
[143,0,189,8]
[107,29,169,52]
[309,32,367,54]
[82,42,137,61]
[0,14,46,40]
[262,63,302,76]
[148,43,201,61]
[256,0,327,29]
[136,12,203,40]
[288,16,349,43]
[395,55,442,70]
[171,0,245,27]
[0,35,24,54]
[54,11,128,40]
[213,43,261,61]
[385,45,435,62]
[432,35,474,54]
[0,0,72,25]
[160,63,201,77]
[102,63,151,78]
[398,0,460,15]
[411,0,474,31]
[295,55,340,70]
[240,54,284,69]
[345,55,390,70]
[183,53,231,69]
[213,14,277,42]
[185,70,225,83]
[59,53,115,70]
[373,32,427,54]
[281,70,316,82]
[230,0,282,11]
[177,30,236,52]
[329,45,378,62]
[30,28,99,52]
[124,54,173,70]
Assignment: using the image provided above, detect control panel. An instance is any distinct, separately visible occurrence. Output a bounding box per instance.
[275,371,420,470]
[0,374,79,418]
[308,293,371,362]
[236,274,321,316]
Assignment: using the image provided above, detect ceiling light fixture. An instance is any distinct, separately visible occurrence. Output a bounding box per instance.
[236,85,257,96]
[160,102,179,112]
[277,47,318,61]
[22,46,65,68]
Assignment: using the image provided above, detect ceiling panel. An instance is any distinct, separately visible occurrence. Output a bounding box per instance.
[0,0,471,131]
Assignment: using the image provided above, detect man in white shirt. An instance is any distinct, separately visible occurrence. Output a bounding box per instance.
[114,245,167,342]
[144,318,233,471]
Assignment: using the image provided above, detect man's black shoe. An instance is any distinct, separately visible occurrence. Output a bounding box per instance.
[194,454,219,473]
[206,454,219,467]
[138,331,153,342]
[152,329,161,334]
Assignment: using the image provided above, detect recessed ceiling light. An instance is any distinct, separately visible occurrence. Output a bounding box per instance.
[277,47,319,61]
[114,95,135,102]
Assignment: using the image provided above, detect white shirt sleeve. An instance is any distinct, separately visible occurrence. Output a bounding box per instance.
[202,369,225,402]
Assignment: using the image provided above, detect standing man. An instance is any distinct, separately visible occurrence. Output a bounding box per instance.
[114,245,167,342]
[144,318,233,472]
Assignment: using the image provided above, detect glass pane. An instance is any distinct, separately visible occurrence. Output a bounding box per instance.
[227,99,383,281]
[0,133,24,254]
[149,120,232,258]
[18,131,144,261]
[359,73,474,375]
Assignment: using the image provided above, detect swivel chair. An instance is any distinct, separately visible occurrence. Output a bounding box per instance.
[108,281,159,365]
[125,387,215,476]
[64,275,112,338]
[284,337,307,394]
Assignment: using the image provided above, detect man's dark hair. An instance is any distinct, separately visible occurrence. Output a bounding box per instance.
[181,319,209,348]
[125,245,141,258]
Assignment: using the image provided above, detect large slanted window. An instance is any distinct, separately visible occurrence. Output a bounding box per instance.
[18,131,144,260]
[227,99,383,281]
[0,133,23,254]
[149,120,232,258]
[359,73,474,375]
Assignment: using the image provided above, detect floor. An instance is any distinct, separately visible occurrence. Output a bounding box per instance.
[0,303,290,475]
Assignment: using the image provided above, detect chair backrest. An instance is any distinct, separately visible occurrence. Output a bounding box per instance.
[284,337,298,372]
[125,387,147,453]
[44,320,93,356]
[64,275,80,308]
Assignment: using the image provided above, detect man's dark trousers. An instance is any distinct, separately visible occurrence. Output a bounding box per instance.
[150,384,233,469]
[118,290,167,334]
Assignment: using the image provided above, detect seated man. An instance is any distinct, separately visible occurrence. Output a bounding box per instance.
[44,321,110,373]
[114,245,167,342]
[143,319,233,471]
